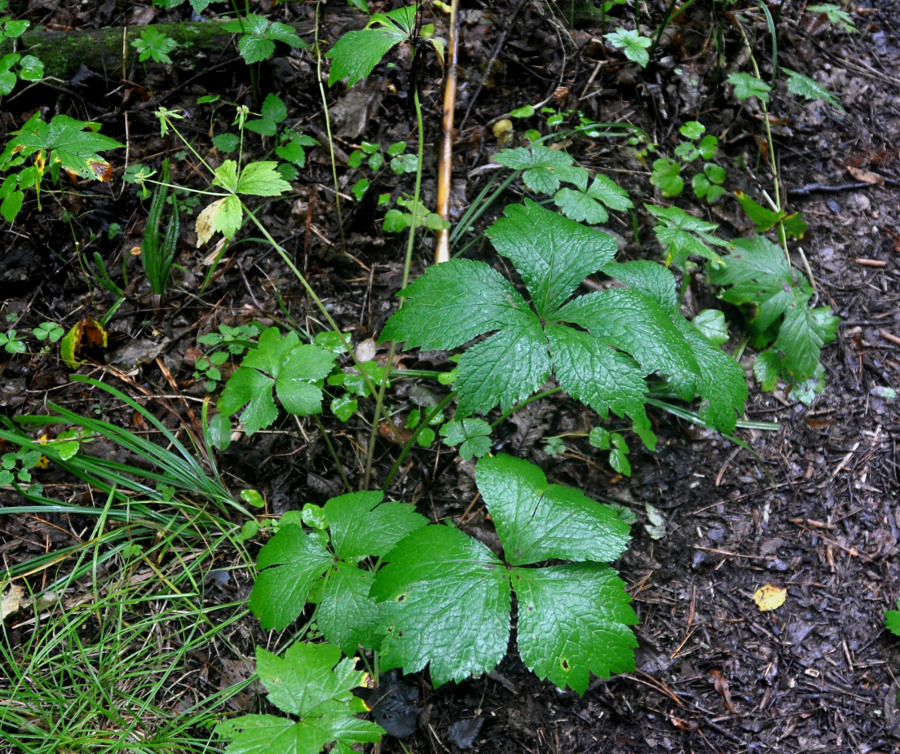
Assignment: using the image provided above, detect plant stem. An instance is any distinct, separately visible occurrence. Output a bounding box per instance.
[363,84,427,489]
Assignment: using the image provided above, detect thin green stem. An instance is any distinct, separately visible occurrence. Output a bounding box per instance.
[315,0,346,252]
[382,391,456,491]
[364,84,427,489]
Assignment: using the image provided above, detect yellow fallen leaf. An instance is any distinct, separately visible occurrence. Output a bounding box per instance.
[753,584,786,612]
[1,583,25,620]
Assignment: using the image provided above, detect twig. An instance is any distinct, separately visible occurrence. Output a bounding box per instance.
[434,0,460,264]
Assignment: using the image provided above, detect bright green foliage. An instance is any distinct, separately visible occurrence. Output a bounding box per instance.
[495,146,633,224]
[807,4,857,33]
[33,321,64,343]
[217,327,337,435]
[250,491,428,651]
[214,642,384,754]
[371,454,637,693]
[221,14,308,66]
[0,329,25,354]
[277,131,319,170]
[245,92,287,136]
[650,158,683,197]
[727,72,772,102]
[383,200,747,462]
[885,600,900,637]
[196,159,292,244]
[327,5,427,87]
[734,191,807,239]
[588,427,630,476]
[783,68,843,110]
[707,236,840,387]
[495,146,584,195]
[604,27,652,68]
[0,113,123,222]
[439,418,492,460]
[646,204,732,269]
[153,0,217,11]
[0,16,43,96]
[133,27,178,64]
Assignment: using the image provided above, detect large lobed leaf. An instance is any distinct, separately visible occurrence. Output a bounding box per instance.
[476,454,631,565]
[371,525,511,687]
[485,199,617,316]
[250,491,427,650]
[371,455,638,693]
[514,563,638,693]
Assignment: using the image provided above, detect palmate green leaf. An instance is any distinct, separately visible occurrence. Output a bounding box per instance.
[217,366,278,435]
[252,491,426,646]
[485,199,617,316]
[372,455,637,693]
[215,643,382,754]
[514,564,638,693]
[327,5,417,86]
[455,315,550,415]
[316,564,382,655]
[727,72,772,102]
[218,328,335,432]
[372,525,511,687]
[885,603,900,637]
[673,317,746,433]
[0,113,123,181]
[556,288,701,401]
[604,27,652,67]
[439,418,492,460]
[546,324,655,450]
[324,491,428,560]
[646,204,732,269]
[381,258,534,350]
[223,14,308,65]
[476,454,631,565]
[249,524,334,630]
[494,146,585,195]
[236,161,293,197]
[707,236,839,384]
[554,174,632,225]
[773,304,839,380]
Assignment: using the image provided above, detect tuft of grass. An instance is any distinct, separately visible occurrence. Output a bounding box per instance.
[0,376,264,753]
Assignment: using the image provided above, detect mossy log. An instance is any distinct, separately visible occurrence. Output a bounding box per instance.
[0,11,361,81]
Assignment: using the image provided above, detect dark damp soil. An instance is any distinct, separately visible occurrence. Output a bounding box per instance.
[1,1,899,752]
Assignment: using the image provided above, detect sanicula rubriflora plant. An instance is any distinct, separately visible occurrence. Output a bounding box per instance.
[0,2,852,752]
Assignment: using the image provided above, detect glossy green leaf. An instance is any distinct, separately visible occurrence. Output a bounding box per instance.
[476,454,631,565]
[372,525,511,687]
[514,564,637,693]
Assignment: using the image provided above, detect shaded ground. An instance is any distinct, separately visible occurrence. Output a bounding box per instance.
[1,0,899,752]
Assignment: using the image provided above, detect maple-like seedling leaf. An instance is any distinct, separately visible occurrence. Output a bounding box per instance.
[217,327,336,434]
[215,642,383,754]
[707,236,839,384]
[371,454,637,693]
[383,199,747,445]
